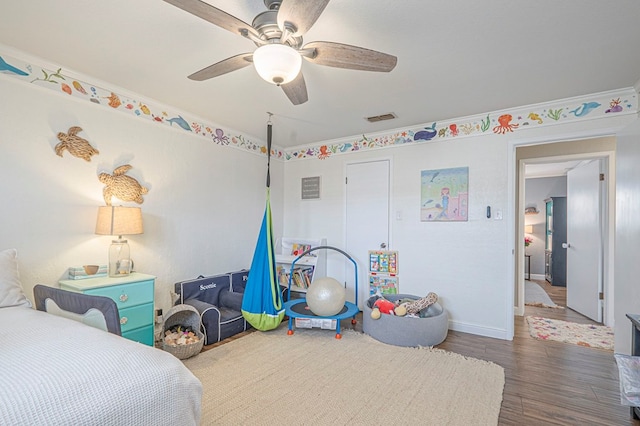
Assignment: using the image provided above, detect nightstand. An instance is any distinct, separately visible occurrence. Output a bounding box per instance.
[59,273,155,346]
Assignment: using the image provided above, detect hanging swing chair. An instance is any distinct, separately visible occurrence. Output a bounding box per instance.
[241,114,285,331]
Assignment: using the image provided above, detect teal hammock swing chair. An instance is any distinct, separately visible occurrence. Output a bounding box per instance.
[241,114,285,331]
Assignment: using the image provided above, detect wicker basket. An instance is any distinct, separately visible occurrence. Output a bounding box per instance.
[162,304,204,359]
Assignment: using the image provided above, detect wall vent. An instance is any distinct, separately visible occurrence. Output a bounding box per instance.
[366,113,396,123]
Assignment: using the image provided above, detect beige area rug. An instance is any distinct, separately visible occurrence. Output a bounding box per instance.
[524,280,563,309]
[526,316,614,350]
[183,327,505,425]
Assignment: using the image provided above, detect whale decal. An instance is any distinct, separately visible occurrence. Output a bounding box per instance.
[414,123,437,141]
[569,102,601,117]
[0,56,28,76]
[167,115,191,131]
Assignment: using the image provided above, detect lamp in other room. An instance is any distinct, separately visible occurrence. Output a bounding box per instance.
[253,43,302,85]
[525,225,534,234]
[95,206,143,277]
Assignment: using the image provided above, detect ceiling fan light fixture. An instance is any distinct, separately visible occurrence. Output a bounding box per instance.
[253,44,302,86]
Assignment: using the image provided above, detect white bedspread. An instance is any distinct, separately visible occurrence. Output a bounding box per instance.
[0,306,202,425]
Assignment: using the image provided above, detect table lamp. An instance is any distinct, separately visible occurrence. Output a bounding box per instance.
[95,206,143,277]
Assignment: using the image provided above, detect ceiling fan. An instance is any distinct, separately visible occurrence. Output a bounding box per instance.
[163,0,397,105]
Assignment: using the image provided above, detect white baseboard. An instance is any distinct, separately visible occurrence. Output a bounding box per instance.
[448,320,511,341]
[528,273,546,281]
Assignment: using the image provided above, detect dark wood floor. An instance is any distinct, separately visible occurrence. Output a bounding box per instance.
[204,281,638,425]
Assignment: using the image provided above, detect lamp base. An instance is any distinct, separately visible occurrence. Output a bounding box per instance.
[109,238,132,277]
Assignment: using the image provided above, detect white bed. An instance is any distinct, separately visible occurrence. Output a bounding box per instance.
[0,249,202,425]
[0,306,202,425]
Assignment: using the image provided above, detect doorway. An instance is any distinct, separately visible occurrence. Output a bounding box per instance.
[523,158,606,323]
[514,137,615,327]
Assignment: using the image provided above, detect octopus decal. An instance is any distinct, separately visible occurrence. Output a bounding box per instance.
[317,145,331,159]
[493,114,519,134]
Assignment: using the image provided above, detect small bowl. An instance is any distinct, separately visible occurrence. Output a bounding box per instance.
[83,265,99,275]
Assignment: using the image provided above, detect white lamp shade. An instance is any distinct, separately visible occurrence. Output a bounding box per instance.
[253,44,302,85]
[525,225,534,234]
[95,206,143,236]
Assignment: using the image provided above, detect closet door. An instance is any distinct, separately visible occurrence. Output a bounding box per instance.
[345,160,390,309]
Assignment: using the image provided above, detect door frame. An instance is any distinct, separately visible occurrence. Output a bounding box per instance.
[518,153,612,321]
[508,131,617,332]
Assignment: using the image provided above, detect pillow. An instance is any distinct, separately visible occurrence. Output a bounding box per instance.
[419,302,443,318]
[0,248,32,308]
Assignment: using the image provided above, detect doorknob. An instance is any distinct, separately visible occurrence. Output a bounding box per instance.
[562,242,570,249]
[380,242,387,249]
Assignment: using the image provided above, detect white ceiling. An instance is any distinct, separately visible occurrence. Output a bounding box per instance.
[2,1,640,148]
[525,161,583,179]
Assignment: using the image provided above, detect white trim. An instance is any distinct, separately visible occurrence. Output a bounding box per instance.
[449,320,509,340]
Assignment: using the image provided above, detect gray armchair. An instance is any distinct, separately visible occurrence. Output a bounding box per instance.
[174,274,248,345]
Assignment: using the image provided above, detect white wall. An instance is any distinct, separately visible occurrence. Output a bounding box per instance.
[3,52,638,345]
[615,118,640,354]
[0,76,283,312]
[283,115,638,341]
[283,134,513,339]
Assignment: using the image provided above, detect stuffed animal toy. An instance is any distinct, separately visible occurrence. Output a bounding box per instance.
[370,297,408,319]
[374,298,395,314]
[404,292,438,315]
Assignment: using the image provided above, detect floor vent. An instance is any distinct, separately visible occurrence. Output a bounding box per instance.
[366,113,396,123]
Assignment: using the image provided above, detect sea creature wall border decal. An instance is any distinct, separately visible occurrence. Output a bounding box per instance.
[0,51,280,160]
[285,89,637,161]
[0,49,637,164]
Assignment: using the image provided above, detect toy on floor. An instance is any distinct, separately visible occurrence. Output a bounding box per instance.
[284,246,359,339]
[370,292,439,319]
[306,276,346,316]
[404,292,438,315]
[370,297,406,319]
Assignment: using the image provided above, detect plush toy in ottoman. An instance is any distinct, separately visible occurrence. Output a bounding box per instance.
[363,293,448,347]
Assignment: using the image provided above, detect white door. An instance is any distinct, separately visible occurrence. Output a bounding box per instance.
[566,159,602,322]
[345,160,390,309]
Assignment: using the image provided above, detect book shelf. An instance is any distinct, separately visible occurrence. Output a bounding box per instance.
[275,237,327,293]
[368,250,399,296]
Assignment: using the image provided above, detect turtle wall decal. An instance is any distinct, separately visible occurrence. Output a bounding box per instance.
[98,164,149,206]
[55,126,99,162]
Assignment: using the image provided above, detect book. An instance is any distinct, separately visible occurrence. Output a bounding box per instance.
[291,243,312,257]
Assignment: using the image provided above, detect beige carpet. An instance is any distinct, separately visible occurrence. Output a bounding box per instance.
[183,326,505,425]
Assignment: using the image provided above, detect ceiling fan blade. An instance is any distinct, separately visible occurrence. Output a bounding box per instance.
[303,41,397,72]
[277,0,330,37]
[188,53,253,81]
[163,0,259,39]
[281,72,308,105]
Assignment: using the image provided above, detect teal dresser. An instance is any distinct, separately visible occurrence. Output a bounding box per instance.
[59,273,155,346]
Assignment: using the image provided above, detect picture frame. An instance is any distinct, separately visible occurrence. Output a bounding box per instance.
[420,166,469,222]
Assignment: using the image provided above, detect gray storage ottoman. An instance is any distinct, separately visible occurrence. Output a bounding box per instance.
[363,293,448,347]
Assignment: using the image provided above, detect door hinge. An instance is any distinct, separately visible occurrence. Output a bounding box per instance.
[599,173,605,181]
[345,177,348,184]
[599,292,604,300]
